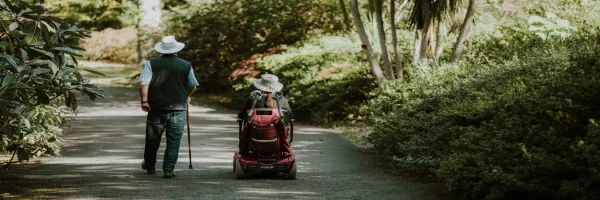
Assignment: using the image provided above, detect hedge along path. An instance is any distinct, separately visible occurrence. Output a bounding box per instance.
[0,87,446,199]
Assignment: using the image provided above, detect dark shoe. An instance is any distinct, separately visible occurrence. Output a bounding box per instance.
[164,170,176,178]
[142,161,156,175]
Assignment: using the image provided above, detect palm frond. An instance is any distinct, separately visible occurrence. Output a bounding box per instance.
[409,0,463,30]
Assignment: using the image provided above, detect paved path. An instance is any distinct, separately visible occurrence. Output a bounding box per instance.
[1,87,444,200]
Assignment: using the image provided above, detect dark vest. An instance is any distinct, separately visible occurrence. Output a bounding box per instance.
[148,55,191,111]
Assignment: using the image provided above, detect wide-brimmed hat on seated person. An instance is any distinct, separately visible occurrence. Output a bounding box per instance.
[253,74,283,93]
[154,35,185,54]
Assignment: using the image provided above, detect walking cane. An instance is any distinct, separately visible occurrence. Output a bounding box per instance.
[186,104,193,169]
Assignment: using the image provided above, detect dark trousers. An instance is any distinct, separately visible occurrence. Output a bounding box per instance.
[144,109,186,170]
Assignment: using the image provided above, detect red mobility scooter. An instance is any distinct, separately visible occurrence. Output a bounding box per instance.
[233,91,296,179]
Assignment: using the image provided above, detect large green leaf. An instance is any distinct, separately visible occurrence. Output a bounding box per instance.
[31,47,55,58]
[3,0,21,14]
[20,48,28,61]
[24,35,43,46]
[45,16,68,26]
[31,68,51,75]
[0,53,19,69]
[22,118,31,129]
[50,62,58,75]
[54,47,81,57]
[57,67,75,77]
[2,75,16,87]
[69,54,79,66]
[40,20,57,33]
[28,60,53,66]
[81,68,106,76]
[9,22,19,31]
[28,3,46,14]
[70,46,85,51]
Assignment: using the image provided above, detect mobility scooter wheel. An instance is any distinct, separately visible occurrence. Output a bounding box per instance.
[286,160,297,180]
[232,159,236,173]
[234,158,246,179]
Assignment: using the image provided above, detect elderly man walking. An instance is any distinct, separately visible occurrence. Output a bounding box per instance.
[138,36,199,178]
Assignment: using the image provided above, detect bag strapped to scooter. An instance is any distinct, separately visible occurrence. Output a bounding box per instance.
[239,90,262,139]
[274,92,285,124]
[274,92,294,144]
[246,90,263,123]
[238,90,293,154]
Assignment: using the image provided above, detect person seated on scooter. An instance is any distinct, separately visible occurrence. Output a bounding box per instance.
[237,74,293,121]
[238,74,293,155]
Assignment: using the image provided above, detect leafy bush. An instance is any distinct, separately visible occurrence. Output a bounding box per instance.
[364,31,600,199]
[81,27,137,64]
[1,0,102,162]
[4,106,65,160]
[234,35,376,123]
[45,0,138,31]
[519,0,600,30]
[527,12,577,40]
[163,0,344,91]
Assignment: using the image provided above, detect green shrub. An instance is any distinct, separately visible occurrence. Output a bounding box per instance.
[81,27,137,64]
[364,31,600,199]
[45,0,138,31]
[162,0,344,91]
[1,0,102,161]
[3,105,65,160]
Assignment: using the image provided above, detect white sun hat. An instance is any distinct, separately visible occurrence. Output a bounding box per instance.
[154,35,185,54]
[253,74,284,93]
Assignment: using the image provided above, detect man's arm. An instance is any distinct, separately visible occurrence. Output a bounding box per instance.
[187,66,200,103]
[187,86,196,103]
[138,61,152,112]
[139,82,150,111]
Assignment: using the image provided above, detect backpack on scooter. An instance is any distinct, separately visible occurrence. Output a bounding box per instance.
[239,91,291,154]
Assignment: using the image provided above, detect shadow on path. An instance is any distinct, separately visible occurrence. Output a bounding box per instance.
[0,87,445,200]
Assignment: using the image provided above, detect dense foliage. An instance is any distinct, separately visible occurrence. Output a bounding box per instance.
[38,1,139,65]
[162,0,344,91]
[364,31,600,199]
[81,27,137,64]
[3,0,598,199]
[0,0,102,161]
[45,0,138,31]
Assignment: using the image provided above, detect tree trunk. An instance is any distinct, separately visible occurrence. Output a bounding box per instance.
[375,0,393,79]
[428,20,435,58]
[413,30,421,65]
[339,0,352,31]
[391,0,402,79]
[351,0,386,85]
[418,19,432,61]
[136,0,143,66]
[451,0,476,62]
[434,20,444,59]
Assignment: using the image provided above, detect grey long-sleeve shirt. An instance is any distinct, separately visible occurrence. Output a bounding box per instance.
[238,95,293,120]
